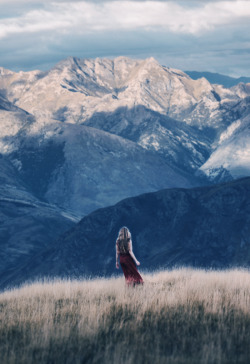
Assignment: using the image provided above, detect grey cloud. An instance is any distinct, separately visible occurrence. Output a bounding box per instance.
[1,0,250,40]
[1,24,250,77]
[0,0,249,77]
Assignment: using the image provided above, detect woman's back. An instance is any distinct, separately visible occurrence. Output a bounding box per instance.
[116,226,131,254]
[117,237,130,254]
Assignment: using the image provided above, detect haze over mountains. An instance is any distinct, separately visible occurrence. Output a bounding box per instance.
[186,71,250,89]
[0,56,249,287]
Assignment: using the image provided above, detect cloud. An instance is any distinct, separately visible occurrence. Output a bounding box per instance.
[0,0,250,77]
[1,1,250,39]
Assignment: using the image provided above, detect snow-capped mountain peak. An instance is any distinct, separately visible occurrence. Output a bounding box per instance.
[0,56,249,199]
[0,56,228,126]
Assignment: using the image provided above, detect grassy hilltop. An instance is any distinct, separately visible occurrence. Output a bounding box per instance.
[1,269,250,364]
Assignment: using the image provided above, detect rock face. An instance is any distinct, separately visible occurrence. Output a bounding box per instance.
[1,177,249,290]
[1,57,248,129]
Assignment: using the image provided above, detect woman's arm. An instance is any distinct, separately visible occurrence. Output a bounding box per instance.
[116,241,120,269]
[128,240,140,266]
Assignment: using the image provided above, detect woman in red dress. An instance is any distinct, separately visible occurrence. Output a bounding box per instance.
[116,226,143,285]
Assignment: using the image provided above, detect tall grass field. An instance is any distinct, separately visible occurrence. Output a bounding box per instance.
[1,269,250,364]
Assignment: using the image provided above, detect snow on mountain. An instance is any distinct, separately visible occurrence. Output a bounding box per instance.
[231,83,250,99]
[0,56,249,212]
[201,115,250,179]
[84,105,213,172]
[0,56,244,129]
[0,95,34,154]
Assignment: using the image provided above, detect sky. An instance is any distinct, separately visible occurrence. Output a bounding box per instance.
[0,0,250,77]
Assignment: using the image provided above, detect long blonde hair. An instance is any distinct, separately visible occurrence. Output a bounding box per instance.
[116,226,131,254]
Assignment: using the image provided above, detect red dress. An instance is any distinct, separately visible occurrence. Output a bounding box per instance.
[119,253,144,285]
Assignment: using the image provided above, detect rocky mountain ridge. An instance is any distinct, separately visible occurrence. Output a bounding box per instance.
[2,56,249,128]
[1,56,249,186]
[0,62,249,185]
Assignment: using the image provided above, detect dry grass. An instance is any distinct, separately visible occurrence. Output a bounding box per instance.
[1,268,250,364]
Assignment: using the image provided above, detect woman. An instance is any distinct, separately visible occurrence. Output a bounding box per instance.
[116,226,143,285]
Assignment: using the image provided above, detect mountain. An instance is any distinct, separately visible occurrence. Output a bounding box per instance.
[0,94,34,153]
[7,119,202,216]
[1,177,249,290]
[0,57,249,289]
[1,57,249,197]
[0,95,78,278]
[0,153,77,279]
[201,114,250,179]
[0,57,249,236]
[1,56,247,129]
[186,70,250,88]
[83,106,214,173]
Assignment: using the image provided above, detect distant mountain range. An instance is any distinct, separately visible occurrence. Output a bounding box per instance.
[0,56,249,287]
[1,57,249,205]
[1,177,249,290]
[186,71,250,88]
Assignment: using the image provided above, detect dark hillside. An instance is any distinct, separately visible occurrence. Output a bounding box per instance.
[1,177,249,290]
